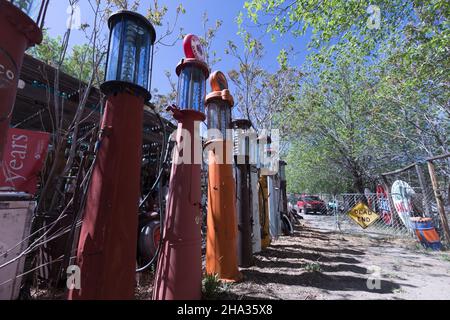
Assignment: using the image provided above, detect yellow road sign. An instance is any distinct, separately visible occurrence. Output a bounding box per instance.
[347,202,380,229]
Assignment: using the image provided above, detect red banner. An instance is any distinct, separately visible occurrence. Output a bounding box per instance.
[0,128,50,195]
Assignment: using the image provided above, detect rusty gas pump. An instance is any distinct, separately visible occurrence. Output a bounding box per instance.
[250,135,262,254]
[266,140,281,240]
[232,119,254,267]
[0,0,48,159]
[68,10,156,300]
[258,135,275,249]
[153,34,209,300]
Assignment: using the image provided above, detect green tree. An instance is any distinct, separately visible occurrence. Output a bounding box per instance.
[29,31,103,84]
[242,0,449,192]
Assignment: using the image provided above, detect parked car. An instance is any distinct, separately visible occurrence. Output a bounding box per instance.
[297,195,328,215]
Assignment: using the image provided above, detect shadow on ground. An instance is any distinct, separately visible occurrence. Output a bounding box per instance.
[241,268,404,294]
[228,224,412,299]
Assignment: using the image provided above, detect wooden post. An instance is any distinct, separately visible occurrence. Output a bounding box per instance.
[415,163,432,217]
[381,175,400,227]
[427,160,450,244]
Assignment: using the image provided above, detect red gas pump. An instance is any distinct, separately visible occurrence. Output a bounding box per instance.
[153,34,209,300]
[68,10,156,300]
[0,0,48,159]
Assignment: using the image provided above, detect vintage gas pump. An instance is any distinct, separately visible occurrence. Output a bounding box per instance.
[279,161,288,218]
[68,11,156,300]
[250,130,261,254]
[153,34,209,300]
[268,175,281,240]
[266,142,281,240]
[204,71,241,282]
[232,119,254,267]
[0,0,48,159]
[258,135,277,249]
[279,160,294,235]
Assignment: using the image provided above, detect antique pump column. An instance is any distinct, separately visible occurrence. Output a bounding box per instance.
[250,134,262,254]
[0,0,48,159]
[153,34,209,300]
[232,119,254,267]
[258,135,275,249]
[204,71,241,282]
[69,11,156,300]
[265,138,281,240]
[279,161,289,220]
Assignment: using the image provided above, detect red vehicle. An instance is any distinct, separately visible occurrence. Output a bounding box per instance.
[297,195,328,215]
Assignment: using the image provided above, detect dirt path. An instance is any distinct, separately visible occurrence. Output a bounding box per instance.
[227,214,450,300]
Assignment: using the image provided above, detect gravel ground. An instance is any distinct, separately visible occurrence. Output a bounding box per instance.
[225,214,450,300]
[29,214,450,300]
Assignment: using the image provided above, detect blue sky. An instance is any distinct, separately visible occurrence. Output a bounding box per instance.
[43,0,310,96]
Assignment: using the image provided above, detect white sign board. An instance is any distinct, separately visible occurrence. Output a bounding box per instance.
[391,180,415,231]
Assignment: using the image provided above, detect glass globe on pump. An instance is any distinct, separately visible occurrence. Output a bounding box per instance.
[102,10,156,101]
[68,10,157,300]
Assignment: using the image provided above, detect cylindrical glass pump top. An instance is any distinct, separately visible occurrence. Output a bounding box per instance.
[105,11,156,94]
[176,60,209,113]
[232,120,254,160]
[9,0,49,26]
[206,99,232,141]
[259,135,278,175]
[11,0,38,17]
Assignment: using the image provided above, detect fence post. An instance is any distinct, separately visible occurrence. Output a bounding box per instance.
[334,195,340,231]
[415,163,432,217]
[427,160,450,244]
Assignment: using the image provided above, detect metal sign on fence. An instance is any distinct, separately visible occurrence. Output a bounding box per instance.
[348,202,380,229]
[391,180,415,231]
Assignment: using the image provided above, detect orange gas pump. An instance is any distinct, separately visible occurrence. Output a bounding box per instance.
[204,71,242,282]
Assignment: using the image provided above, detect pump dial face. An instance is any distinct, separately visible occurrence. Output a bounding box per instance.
[183,34,206,62]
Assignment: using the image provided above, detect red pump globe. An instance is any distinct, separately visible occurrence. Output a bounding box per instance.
[183,34,205,61]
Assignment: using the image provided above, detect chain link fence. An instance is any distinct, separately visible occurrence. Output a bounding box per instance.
[290,154,450,245]
[332,193,411,238]
[325,154,450,246]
